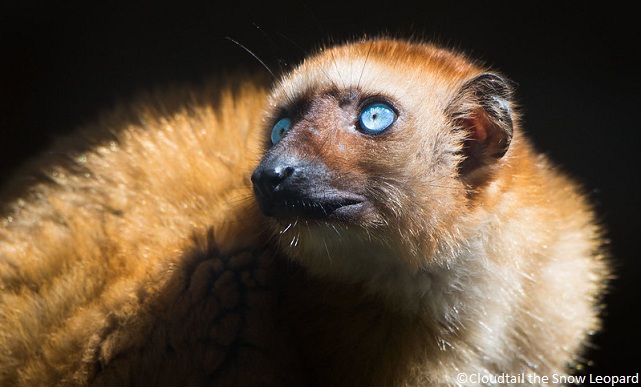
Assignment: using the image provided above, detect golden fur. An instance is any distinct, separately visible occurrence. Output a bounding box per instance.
[0,39,608,386]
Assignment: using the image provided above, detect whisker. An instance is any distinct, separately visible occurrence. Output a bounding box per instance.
[280,222,293,234]
[274,31,307,58]
[329,223,343,241]
[252,23,288,75]
[357,39,374,90]
[225,36,278,81]
[322,237,332,265]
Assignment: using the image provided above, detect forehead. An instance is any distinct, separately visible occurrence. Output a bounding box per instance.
[270,40,482,108]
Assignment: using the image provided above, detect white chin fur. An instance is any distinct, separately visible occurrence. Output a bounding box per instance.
[278,221,501,316]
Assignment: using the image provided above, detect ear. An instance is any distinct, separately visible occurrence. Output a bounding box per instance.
[446,73,515,180]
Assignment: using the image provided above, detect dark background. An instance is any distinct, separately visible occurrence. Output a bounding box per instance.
[2,0,639,377]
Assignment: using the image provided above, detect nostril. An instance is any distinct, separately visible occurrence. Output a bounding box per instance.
[267,166,295,184]
[252,165,295,197]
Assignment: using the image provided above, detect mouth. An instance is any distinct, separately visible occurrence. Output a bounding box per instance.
[259,193,366,221]
[251,155,368,222]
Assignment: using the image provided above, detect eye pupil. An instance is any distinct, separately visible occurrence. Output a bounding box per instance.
[359,103,395,134]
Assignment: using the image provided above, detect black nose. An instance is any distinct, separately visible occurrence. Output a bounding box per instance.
[252,155,338,218]
[251,165,295,199]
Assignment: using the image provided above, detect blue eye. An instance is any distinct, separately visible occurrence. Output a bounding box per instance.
[359,103,396,134]
[271,118,291,144]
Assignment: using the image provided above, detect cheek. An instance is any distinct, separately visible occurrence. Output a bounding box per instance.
[361,139,466,230]
[315,130,372,187]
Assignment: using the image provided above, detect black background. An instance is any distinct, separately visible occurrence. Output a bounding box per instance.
[2,0,639,377]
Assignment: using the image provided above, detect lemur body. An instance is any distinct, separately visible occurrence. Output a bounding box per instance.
[0,39,608,386]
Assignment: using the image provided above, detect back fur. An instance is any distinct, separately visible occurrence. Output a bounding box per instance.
[0,77,302,385]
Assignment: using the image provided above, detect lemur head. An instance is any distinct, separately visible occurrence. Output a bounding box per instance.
[252,39,515,284]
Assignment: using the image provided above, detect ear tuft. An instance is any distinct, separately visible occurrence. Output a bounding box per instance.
[446,73,515,180]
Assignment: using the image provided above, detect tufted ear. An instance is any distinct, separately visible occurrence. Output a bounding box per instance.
[446,73,514,181]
